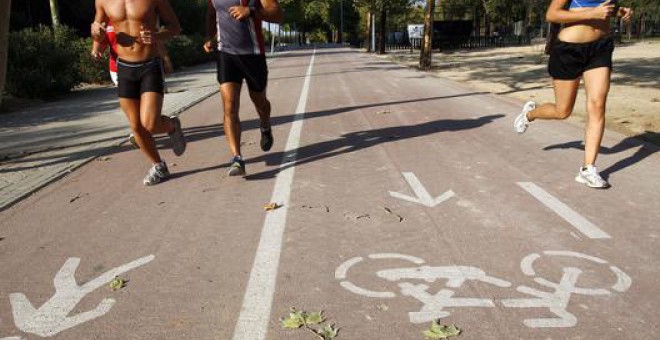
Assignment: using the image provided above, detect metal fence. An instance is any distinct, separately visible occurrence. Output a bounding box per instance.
[385,35,532,52]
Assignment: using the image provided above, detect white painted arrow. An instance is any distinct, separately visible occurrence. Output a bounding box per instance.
[389,172,455,207]
[9,255,155,337]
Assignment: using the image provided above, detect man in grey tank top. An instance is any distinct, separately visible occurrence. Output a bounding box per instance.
[204,0,283,176]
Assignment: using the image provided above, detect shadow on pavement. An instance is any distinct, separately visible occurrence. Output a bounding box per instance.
[240,114,505,181]
[542,131,659,179]
[172,92,494,179]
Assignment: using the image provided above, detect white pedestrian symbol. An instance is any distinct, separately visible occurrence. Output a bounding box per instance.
[8,255,155,337]
[336,251,631,328]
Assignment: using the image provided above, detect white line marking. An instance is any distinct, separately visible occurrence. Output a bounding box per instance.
[389,172,455,207]
[335,257,363,280]
[517,182,611,239]
[232,50,316,340]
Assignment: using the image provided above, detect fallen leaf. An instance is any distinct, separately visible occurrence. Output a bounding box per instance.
[96,157,111,162]
[376,110,391,115]
[318,324,339,339]
[381,206,404,222]
[109,276,126,291]
[304,311,325,325]
[281,308,305,329]
[423,321,461,339]
[69,193,88,203]
[0,237,5,242]
[301,205,330,213]
[651,98,659,103]
[264,203,281,211]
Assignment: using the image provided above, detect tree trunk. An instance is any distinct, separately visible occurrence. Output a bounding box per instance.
[366,11,372,52]
[0,0,11,108]
[484,13,491,37]
[49,0,60,27]
[377,7,386,54]
[419,0,435,70]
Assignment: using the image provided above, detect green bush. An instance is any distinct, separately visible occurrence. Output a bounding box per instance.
[77,37,111,85]
[166,34,214,70]
[7,25,82,99]
[6,24,210,99]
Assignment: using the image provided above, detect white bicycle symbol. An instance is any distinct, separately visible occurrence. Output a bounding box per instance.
[335,251,631,328]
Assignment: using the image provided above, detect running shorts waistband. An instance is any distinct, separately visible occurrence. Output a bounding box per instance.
[117,58,162,68]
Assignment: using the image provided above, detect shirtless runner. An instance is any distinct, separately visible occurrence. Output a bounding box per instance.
[92,0,187,186]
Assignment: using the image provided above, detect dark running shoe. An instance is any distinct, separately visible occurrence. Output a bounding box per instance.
[169,116,187,156]
[260,127,274,152]
[227,156,246,176]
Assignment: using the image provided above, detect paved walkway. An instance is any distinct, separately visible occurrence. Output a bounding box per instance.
[1,48,658,340]
[0,62,219,210]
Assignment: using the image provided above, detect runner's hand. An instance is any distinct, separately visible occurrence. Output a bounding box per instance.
[91,22,107,40]
[140,25,153,45]
[592,0,615,20]
[203,40,215,53]
[91,49,103,61]
[229,6,251,21]
[619,7,633,22]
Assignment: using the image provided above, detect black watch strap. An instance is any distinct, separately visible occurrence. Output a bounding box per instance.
[249,7,256,18]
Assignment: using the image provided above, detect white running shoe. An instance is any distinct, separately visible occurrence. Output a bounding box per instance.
[575,165,610,189]
[143,162,170,186]
[514,101,536,134]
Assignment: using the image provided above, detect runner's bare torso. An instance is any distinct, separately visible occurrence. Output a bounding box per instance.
[548,0,632,43]
[93,0,180,62]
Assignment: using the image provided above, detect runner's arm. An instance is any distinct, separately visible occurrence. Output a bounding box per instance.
[257,0,283,23]
[92,0,108,43]
[204,0,217,52]
[91,39,108,60]
[154,0,181,42]
[546,0,615,24]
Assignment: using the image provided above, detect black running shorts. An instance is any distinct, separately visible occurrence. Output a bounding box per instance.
[117,58,165,99]
[548,37,614,80]
[217,51,268,93]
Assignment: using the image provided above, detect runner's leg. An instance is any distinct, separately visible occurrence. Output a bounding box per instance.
[249,90,272,129]
[221,82,243,157]
[120,98,162,164]
[140,92,173,135]
[527,79,581,121]
[581,67,611,166]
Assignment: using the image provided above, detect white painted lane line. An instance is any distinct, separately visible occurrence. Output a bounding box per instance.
[517,182,611,239]
[232,50,316,340]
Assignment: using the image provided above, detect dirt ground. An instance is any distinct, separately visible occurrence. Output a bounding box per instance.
[383,40,660,145]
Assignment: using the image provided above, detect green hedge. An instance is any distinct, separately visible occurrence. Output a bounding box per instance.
[7,25,211,99]
[166,34,214,71]
[7,25,82,99]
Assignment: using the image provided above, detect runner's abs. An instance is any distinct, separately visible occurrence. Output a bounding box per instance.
[559,9,611,43]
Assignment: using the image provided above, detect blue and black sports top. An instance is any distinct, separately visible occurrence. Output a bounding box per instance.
[569,0,617,9]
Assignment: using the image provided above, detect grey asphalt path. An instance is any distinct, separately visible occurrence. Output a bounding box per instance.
[0,62,219,211]
[1,48,658,340]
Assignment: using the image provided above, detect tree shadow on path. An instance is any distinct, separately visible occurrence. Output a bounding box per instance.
[172,92,504,180]
[543,131,659,179]
[235,114,505,181]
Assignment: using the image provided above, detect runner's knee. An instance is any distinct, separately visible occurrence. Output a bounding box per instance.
[587,97,606,114]
[555,106,573,120]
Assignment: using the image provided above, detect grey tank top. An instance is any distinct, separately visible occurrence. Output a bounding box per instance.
[213,0,265,55]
